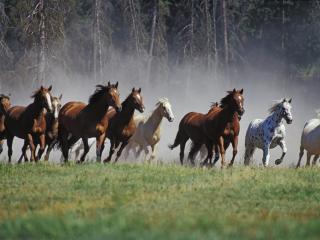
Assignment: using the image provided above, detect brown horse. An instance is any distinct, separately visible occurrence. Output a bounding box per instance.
[198,103,241,167]
[0,94,11,155]
[169,89,244,167]
[58,82,122,163]
[5,86,53,163]
[104,88,145,163]
[17,94,63,163]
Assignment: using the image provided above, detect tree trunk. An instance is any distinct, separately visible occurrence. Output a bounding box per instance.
[94,0,102,83]
[146,0,158,85]
[222,0,229,84]
[187,0,195,95]
[204,0,211,70]
[212,0,218,80]
[37,0,46,86]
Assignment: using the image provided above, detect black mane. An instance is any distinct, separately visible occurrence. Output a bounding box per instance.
[89,84,112,105]
[220,91,234,108]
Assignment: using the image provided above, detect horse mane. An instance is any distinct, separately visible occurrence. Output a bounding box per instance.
[268,99,284,113]
[220,91,234,108]
[121,92,134,108]
[89,84,111,105]
[156,97,169,107]
[0,94,10,100]
[31,88,44,101]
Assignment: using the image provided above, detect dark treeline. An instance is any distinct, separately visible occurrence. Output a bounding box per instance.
[0,0,319,91]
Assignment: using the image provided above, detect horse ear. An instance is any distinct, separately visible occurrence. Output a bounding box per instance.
[288,98,292,103]
[138,88,141,93]
[282,98,285,103]
[240,89,243,94]
[233,88,236,93]
[48,85,52,91]
[8,93,11,97]
[107,81,110,87]
[115,82,118,88]
[59,94,63,100]
[132,87,135,92]
[40,85,44,90]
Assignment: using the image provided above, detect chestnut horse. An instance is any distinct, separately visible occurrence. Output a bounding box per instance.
[169,89,244,167]
[104,88,145,163]
[17,94,63,163]
[0,94,11,155]
[5,86,53,163]
[58,82,122,163]
[198,103,241,167]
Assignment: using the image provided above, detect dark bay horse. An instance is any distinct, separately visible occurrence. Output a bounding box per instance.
[58,82,122,163]
[17,94,63,163]
[198,103,241,167]
[5,86,53,163]
[169,89,244,168]
[104,88,145,163]
[0,94,11,155]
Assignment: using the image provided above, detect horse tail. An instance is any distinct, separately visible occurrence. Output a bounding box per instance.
[168,127,185,150]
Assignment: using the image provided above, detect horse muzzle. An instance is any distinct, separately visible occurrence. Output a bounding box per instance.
[167,116,174,122]
[238,108,245,116]
[138,106,145,113]
[115,106,122,113]
[286,118,293,124]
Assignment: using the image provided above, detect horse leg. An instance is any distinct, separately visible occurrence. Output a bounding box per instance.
[218,136,226,168]
[104,139,115,163]
[188,142,202,166]
[148,144,158,164]
[27,134,36,162]
[296,145,304,168]
[0,139,3,155]
[36,134,46,161]
[212,145,220,165]
[79,137,89,163]
[44,139,56,161]
[18,140,28,164]
[306,152,312,167]
[6,135,13,163]
[228,135,238,167]
[96,134,105,163]
[244,144,255,166]
[202,141,214,167]
[262,143,271,167]
[312,155,319,166]
[275,139,287,165]
[59,127,70,163]
[115,141,128,163]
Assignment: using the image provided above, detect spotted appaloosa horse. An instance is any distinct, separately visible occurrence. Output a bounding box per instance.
[244,98,293,167]
[0,94,11,155]
[169,89,244,168]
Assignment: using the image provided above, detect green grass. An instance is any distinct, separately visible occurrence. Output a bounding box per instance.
[1,163,320,239]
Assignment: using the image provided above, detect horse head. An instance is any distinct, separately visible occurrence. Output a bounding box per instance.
[32,85,53,113]
[0,94,11,113]
[51,94,62,119]
[221,89,245,116]
[158,98,174,122]
[129,87,145,113]
[281,98,293,124]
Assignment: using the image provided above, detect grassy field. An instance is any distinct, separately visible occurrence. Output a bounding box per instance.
[1,163,320,239]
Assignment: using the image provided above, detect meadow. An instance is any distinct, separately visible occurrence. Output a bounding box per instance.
[1,163,320,239]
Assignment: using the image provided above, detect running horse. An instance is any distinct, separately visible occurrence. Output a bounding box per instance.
[17,94,63,163]
[104,88,145,163]
[58,82,122,163]
[5,86,53,163]
[0,94,11,155]
[198,102,241,167]
[169,89,244,167]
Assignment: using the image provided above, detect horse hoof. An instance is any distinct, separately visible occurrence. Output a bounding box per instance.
[275,159,282,165]
[76,160,81,164]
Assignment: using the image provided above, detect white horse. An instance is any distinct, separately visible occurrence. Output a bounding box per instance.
[296,114,320,167]
[244,98,293,166]
[123,98,174,162]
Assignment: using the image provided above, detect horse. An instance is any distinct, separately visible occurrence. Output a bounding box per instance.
[104,88,145,163]
[198,102,241,167]
[244,98,293,167]
[123,98,174,162]
[296,115,320,167]
[5,86,53,163]
[17,94,63,163]
[0,94,11,155]
[58,82,122,163]
[169,89,244,168]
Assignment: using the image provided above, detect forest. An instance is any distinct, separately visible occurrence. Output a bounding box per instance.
[0,0,319,93]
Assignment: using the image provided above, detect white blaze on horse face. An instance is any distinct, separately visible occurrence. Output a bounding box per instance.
[53,99,59,119]
[165,102,174,121]
[283,102,293,121]
[46,93,53,112]
[238,95,243,109]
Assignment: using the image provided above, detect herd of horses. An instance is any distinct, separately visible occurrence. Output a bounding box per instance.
[0,82,319,168]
